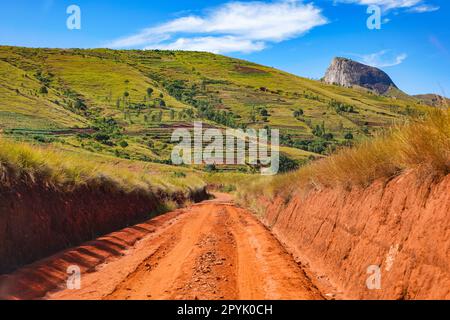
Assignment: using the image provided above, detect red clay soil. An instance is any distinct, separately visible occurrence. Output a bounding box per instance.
[262,171,450,300]
[0,168,207,274]
[0,194,323,300]
[3,171,447,300]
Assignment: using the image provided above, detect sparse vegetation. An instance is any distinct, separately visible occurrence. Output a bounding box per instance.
[0,46,438,178]
[238,109,450,204]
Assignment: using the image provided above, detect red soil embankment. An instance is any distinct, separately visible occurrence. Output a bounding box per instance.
[0,170,207,274]
[261,171,450,299]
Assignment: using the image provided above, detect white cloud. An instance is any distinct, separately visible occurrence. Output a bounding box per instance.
[107,0,327,54]
[333,0,439,12]
[407,4,440,12]
[144,36,266,54]
[352,50,407,67]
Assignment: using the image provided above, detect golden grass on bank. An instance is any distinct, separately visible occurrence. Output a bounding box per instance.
[0,137,205,194]
[309,108,449,185]
[0,138,95,187]
[238,108,450,204]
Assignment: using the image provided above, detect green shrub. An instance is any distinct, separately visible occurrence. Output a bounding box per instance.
[172,172,187,178]
[205,164,217,172]
[39,86,48,94]
[345,132,354,140]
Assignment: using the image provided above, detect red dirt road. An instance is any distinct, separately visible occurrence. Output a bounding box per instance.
[0,194,322,300]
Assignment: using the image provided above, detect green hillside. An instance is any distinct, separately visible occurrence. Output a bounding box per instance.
[0,46,431,172]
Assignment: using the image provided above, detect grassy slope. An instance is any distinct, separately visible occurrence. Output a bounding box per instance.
[237,109,450,212]
[0,135,205,195]
[0,58,86,130]
[0,46,433,175]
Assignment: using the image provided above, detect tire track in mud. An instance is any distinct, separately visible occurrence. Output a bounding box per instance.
[230,206,322,300]
[105,204,215,300]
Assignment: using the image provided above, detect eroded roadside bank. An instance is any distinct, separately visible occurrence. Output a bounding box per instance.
[252,171,450,300]
[0,167,208,274]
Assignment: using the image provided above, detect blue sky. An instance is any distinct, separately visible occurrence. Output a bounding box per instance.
[0,0,448,96]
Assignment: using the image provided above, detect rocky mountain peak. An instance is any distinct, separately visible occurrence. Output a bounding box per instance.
[324,57,398,94]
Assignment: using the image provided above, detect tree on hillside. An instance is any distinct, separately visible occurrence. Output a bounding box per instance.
[39,86,48,94]
[119,140,129,148]
[260,108,269,117]
[147,87,154,97]
[155,98,166,107]
[123,91,130,108]
[74,99,87,111]
[293,109,304,118]
[313,124,323,137]
[345,132,354,140]
[312,121,327,138]
[322,133,334,141]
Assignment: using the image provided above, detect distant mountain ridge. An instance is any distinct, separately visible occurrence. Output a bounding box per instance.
[414,94,450,107]
[323,57,398,95]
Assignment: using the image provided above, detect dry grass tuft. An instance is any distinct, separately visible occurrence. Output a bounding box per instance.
[237,108,450,205]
